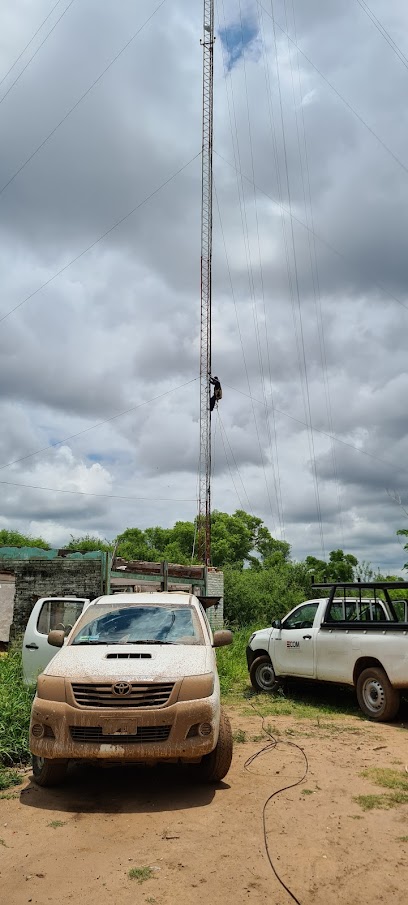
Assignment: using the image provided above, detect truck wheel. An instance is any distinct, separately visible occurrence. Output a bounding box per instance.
[250,655,277,693]
[32,755,68,787]
[198,709,233,783]
[356,667,400,722]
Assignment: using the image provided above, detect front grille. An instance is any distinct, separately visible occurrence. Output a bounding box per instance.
[71,682,174,708]
[70,725,171,744]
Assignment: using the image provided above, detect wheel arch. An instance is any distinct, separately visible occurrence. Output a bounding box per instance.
[246,645,271,670]
[252,648,270,662]
[353,657,387,686]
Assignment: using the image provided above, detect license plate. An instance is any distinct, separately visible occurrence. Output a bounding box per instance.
[102,722,137,736]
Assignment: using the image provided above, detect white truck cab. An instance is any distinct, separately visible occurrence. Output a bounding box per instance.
[22,597,90,684]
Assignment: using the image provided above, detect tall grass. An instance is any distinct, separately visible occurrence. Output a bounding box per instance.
[0,648,34,764]
[216,625,257,695]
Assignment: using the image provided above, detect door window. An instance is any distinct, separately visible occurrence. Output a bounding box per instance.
[37,600,84,636]
[282,603,319,630]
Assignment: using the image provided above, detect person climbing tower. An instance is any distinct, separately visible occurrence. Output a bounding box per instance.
[210,375,222,412]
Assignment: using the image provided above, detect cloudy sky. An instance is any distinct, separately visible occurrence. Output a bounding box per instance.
[1,0,408,572]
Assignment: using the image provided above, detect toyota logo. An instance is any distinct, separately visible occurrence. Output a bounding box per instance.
[112,682,132,696]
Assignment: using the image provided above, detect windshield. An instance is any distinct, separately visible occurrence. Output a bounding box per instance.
[71,603,204,646]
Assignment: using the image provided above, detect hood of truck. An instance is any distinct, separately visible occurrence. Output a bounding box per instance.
[43,643,212,682]
[249,628,272,648]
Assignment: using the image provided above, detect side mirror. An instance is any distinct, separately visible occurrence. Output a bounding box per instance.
[272,618,282,630]
[48,629,65,648]
[213,630,233,648]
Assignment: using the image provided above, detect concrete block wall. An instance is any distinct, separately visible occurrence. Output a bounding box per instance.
[0,574,15,643]
[206,568,224,628]
[10,559,103,636]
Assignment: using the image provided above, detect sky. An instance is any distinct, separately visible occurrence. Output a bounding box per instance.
[1,0,408,572]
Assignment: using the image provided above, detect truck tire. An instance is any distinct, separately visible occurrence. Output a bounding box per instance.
[198,709,233,782]
[250,655,277,693]
[32,755,68,787]
[356,667,400,722]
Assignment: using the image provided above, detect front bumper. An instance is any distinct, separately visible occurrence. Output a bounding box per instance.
[30,696,218,763]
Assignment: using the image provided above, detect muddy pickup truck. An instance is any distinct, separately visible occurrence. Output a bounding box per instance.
[29,592,233,786]
[247,582,408,722]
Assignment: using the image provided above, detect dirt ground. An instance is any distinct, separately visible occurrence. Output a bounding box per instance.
[1,704,407,905]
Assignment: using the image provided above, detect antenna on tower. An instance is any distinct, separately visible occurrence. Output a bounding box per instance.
[197,0,215,567]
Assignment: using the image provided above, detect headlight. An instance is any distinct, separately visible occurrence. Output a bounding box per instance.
[36,675,66,703]
[248,633,256,644]
[178,673,215,702]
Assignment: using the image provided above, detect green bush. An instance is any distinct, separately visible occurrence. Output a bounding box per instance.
[0,648,34,765]
[223,560,312,627]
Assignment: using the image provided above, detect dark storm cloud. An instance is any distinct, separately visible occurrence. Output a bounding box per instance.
[0,0,408,569]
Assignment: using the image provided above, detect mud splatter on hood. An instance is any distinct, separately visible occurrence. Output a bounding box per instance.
[44,644,213,682]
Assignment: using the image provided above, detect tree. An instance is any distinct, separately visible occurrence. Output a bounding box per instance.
[143,527,173,554]
[226,510,290,563]
[305,549,358,583]
[161,542,190,565]
[114,511,283,569]
[172,521,196,559]
[211,511,252,568]
[115,527,158,561]
[0,529,50,550]
[210,510,288,568]
[328,549,358,581]
[65,534,112,553]
[224,558,312,626]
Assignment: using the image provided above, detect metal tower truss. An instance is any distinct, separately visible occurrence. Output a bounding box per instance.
[197,0,215,566]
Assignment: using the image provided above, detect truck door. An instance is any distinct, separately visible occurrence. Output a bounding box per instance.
[22,598,88,684]
[272,602,319,677]
[316,598,391,682]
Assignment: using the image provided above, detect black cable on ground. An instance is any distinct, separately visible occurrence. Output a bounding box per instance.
[244,699,309,905]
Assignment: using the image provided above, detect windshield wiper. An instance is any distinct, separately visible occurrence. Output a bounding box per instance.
[73,639,177,646]
[124,639,175,645]
[73,640,108,645]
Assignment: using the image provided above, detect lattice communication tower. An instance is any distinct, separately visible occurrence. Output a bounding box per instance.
[197,0,215,566]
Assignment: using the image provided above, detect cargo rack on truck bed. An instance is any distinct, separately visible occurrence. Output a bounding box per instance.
[311,580,408,626]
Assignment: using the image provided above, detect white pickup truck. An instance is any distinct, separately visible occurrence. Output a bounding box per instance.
[28,592,233,787]
[246,583,408,722]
